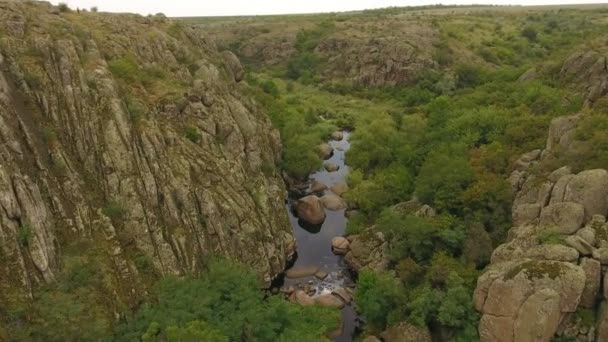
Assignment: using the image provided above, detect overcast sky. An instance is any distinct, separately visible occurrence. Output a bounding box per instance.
[51,0,608,17]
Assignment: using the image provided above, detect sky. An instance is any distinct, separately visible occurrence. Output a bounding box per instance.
[51,0,608,17]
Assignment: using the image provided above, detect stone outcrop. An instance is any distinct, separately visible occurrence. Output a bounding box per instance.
[0,1,295,311]
[560,50,608,107]
[295,195,326,225]
[344,230,389,272]
[320,194,347,211]
[476,114,608,341]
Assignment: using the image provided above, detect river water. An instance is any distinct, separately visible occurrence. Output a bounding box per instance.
[281,131,359,341]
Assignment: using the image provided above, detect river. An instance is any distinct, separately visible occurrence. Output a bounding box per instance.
[279,131,359,341]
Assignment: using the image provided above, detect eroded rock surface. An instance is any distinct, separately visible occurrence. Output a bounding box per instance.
[0,2,294,309]
[476,114,608,341]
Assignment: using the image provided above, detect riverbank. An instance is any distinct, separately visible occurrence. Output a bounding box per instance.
[273,131,360,341]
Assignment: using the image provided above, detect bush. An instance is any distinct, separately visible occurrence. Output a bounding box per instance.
[57,3,70,12]
[521,26,538,41]
[455,65,485,89]
[261,80,280,98]
[355,271,406,330]
[116,260,340,341]
[102,201,127,223]
[184,126,202,144]
[415,147,474,214]
[18,224,33,247]
[90,6,98,12]
[108,56,140,83]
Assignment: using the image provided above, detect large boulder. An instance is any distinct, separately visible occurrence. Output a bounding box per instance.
[380,322,431,342]
[331,236,350,255]
[330,131,344,141]
[318,143,333,160]
[315,294,344,308]
[330,183,348,196]
[513,288,562,342]
[562,169,608,221]
[475,260,586,342]
[539,202,585,234]
[324,162,339,172]
[344,231,389,272]
[321,194,347,211]
[310,180,328,193]
[524,244,579,262]
[579,258,601,308]
[295,195,326,225]
[286,265,320,279]
[221,50,245,82]
[291,290,315,306]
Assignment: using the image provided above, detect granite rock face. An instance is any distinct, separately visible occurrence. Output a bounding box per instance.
[476,114,608,341]
[0,1,295,309]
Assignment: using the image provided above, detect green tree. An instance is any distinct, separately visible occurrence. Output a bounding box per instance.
[355,271,406,330]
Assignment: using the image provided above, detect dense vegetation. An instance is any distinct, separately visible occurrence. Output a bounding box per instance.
[3,258,339,341]
[214,5,608,339]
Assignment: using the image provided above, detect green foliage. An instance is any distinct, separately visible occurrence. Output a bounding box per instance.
[538,230,565,245]
[184,126,202,143]
[415,147,474,214]
[117,260,340,341]
[18,224,33,247]
[377,211,465,263]
[108,55,166,87]
[521,26,538,41]
[261,80,280,97]
[165,321,228,342]
[455,64,486,89]
[102,201,127,223]
[572,112,608,170]
[355,271,406,330]
[57,3,70,12]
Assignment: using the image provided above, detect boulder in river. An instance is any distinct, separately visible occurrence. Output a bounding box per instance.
[332,288,353,304]
[315,270,328,280]
[324,162,339,172]
[291,290,315,306]
[295,195,326,225]
[318,143,333,160]
[331,131,344,141]
[316,294,345,308]
[286,265,320,279]
[332,236,350,255]
[330,183,349,196]
[310,180,328,193]
[321,194,347,210]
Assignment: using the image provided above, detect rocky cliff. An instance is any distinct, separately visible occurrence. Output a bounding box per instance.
[0,0,295,312]
[475,114,608,341]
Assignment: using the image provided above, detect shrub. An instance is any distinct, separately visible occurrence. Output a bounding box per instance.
[184,126,202,144]
[108,56,140,83]
[261,80,279,98]
[102,201,127,223]
[57,3,70,12]
[455,64,485,89]
[355,271,406,330]
[18,224,33,247]
[90,6,98,12]
[116,260,340,341]
[521,26,538,41]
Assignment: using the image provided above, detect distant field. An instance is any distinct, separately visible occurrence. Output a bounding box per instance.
[178,3,608,23]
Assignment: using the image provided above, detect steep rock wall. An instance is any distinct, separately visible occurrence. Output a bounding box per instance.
[0,1,295,309]
[475,114,608,342]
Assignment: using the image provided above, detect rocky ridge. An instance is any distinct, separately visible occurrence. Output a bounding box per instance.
[0,0,294,312]
[475,114,608,341]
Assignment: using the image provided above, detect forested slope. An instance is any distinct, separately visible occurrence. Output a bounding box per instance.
[192,4,608,340]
